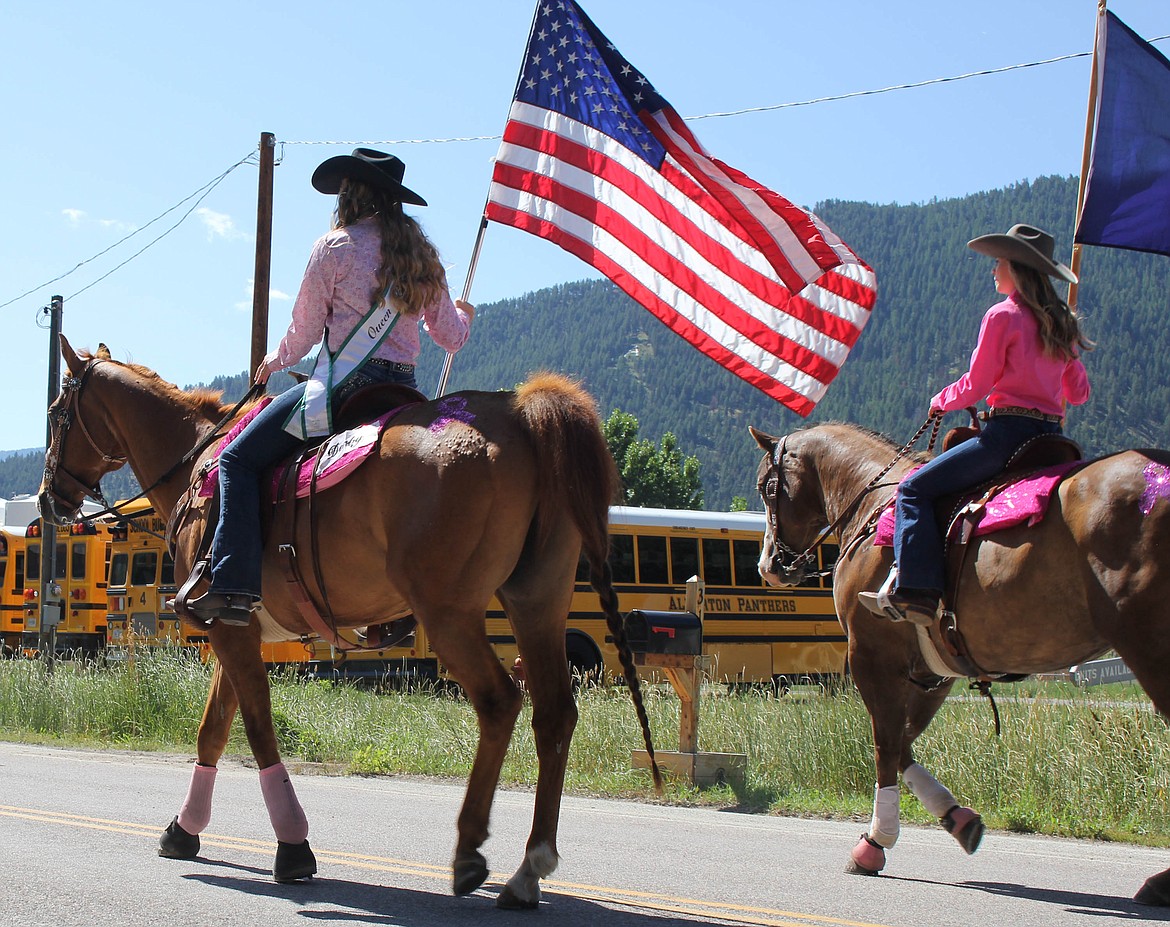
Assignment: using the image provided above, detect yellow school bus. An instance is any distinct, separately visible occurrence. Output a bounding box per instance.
[22,517,111,656]
[0,527,28,655]
[315,506,845,688]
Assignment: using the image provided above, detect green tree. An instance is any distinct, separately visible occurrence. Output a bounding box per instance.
[602,410,703,509]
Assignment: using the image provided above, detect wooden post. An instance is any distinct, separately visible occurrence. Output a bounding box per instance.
[250,132,276,377]
[631,577,747,788]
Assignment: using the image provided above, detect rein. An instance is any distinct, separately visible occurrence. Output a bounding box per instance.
[44,356,263,523]
[763,413,944,579]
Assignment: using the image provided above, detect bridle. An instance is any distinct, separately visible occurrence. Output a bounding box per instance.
[42,358,128,514]
[42,356,263,523]
[759,415,944,582]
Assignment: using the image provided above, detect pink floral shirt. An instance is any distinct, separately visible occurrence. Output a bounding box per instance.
[931,292,1090,418]
[275,217,470,368]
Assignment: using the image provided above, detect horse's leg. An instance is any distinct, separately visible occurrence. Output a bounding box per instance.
[419,606,524,898]
[1109,632,1170,905]
[204,621,316,883]
[493,590,577,910]
[898,681,984,854]
[158,660,239,859]
[844,623,919,876]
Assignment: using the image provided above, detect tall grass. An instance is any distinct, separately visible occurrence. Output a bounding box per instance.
[1,653,1167,846]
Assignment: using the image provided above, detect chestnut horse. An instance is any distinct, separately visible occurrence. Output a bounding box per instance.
[38,336,660,909]
[750,421,1170,907]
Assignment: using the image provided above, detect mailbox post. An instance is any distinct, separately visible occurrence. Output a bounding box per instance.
[629,576,746,789]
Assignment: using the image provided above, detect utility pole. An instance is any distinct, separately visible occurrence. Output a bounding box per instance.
[251,131,276,378]
[38,295,64,668]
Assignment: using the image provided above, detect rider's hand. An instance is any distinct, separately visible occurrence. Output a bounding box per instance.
[456,299,475,322]
[255,350,282,386]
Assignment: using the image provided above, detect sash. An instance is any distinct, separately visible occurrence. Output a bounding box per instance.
[283,297,401,440]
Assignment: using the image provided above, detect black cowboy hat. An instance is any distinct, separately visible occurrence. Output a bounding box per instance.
[311,148,427,206]
[967,223,1077,284]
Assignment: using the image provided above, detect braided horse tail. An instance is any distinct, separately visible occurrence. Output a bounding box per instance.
[513,373,663,793]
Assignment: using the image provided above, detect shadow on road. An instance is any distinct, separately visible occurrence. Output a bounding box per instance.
[959,880,1170,922]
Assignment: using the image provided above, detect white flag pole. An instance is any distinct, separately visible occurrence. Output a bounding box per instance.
[434,211,489,398]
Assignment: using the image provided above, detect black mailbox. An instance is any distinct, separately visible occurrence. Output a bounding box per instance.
[625,609,702,655]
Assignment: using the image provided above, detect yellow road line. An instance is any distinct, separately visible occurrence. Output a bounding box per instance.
[0,804,896,927]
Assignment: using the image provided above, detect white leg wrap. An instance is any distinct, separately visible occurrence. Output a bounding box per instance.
[503,843,559,907]
[903,762,958,819]
[868,784,900,848]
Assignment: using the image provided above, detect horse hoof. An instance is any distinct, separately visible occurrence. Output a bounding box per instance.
[453,851,489,896]
[273,839,317,882]
[158,816,200,859]
[845,834,885,876]
[496,885,540,910]
[1136,870,1170,906]
[942,806,984,855]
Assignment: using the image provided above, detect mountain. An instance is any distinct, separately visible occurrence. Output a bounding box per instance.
[5,174,1169,510]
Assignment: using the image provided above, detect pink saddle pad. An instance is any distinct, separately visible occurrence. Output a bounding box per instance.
[199,406,403,503]
[874,460,1082,547]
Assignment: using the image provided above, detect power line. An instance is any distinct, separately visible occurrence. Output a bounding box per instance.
[5,150,257,314]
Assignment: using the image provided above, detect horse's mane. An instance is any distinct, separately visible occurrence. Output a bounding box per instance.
[77,348,262,421]
[797,420,932,465]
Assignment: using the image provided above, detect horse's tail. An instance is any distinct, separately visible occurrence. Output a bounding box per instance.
[513,373,663,793]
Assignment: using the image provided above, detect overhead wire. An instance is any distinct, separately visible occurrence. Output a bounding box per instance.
[7,33,1170,312]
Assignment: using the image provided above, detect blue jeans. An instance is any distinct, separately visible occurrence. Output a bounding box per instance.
[207,360,419,598]
[893,415,1061,596]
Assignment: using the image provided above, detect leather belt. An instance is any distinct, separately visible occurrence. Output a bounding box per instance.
[983,406,1063,424]
[367,358,415,374]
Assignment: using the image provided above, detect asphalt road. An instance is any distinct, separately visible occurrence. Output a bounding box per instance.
[0,741,1167,927]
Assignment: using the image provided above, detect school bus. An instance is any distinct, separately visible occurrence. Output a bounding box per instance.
[0,526,28,655]
[315,506,845,688]
[22,516,111,656]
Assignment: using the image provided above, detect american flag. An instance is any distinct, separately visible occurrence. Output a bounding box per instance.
[486,0,877,416]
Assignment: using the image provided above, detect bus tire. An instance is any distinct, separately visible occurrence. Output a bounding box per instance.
[565,631,602,687]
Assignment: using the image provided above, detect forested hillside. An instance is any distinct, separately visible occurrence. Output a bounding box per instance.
[5,174,1169,510]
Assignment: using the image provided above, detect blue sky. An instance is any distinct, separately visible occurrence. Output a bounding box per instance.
[2,0,1166,451]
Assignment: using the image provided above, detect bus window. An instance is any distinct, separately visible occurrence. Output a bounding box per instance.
[608,535,635,584]
[109,552,129,588]
[701,537,733,586]
[56,543,67,581]
[130,552,159,586]
[732,538,763,587]
[669,536,699,585]
[26,544,39,583]
[637,535,668,585]
[161,552,176,586]
[71,541,87,581]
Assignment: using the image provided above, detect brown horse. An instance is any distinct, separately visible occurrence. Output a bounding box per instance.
[750,421,1170,907]
[38,336,660,909]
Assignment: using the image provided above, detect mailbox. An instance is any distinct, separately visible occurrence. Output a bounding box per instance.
[625,609,702,656]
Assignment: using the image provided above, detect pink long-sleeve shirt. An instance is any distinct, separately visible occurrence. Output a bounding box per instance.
[930,293,1090,417]
[275,216,470,368]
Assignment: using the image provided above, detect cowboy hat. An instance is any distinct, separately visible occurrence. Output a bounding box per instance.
[311,148,427,206]
[967,223,1077,283]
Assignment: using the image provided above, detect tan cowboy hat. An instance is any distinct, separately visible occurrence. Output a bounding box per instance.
[311,148,427,206]
[967,223,1077,284]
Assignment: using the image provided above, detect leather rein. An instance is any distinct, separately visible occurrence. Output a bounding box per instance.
[760,414,943,581]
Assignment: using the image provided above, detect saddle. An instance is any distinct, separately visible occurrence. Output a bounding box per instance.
[926,429,1085,681]
[170,382,427,652]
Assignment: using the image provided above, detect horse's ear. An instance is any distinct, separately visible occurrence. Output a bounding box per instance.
[96,343,112,360]
[749,426,777,453]
[59,334,82,375]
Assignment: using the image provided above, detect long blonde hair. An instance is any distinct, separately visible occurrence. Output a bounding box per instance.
[1009,261,1094,360]
[334,179,447,316]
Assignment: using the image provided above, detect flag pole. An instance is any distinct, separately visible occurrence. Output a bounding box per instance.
[1069,0,1109,310]
[434,211,489,397]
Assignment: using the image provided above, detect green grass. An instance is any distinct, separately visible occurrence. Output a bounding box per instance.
[1,652,1167,847]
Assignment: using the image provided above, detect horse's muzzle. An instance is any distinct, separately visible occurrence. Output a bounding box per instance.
[37,488,79,528]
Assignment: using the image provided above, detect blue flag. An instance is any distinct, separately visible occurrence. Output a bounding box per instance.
[1076,11,1170,257]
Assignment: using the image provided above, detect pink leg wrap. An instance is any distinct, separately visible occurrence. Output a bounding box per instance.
[259,762,309,844]
[177,763,217,835]
[849,834,887,874]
